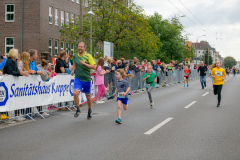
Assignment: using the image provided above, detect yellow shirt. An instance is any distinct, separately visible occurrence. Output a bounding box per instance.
[211,67,226,85]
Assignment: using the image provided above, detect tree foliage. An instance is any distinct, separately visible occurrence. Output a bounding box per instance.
[200,48,213,65]
[59,1,192,62]
[223,56,237,68]
[148,13,186,63]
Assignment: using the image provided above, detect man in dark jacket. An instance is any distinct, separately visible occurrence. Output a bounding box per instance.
[198,61,208,89]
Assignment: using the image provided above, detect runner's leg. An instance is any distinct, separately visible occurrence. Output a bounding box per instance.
[147,86,154,103]
[117,100,122,118]
[217,85,223,104]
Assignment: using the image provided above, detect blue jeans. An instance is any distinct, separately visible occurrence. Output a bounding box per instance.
[200,76,206,88]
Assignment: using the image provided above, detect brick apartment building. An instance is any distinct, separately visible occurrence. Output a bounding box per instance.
[0,0,84,63]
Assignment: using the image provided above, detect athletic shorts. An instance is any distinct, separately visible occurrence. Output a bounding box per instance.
[73,78,91,95]
[117,97,128,105]
[184,76,189,79]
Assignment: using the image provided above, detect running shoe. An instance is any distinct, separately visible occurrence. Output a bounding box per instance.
[115,118,122,124]
[74,110,81,118]
[150,101,154,108]
[99,100,105,104]
[184,84,185,87]
[187,84,189,87]
[95,101,99,104]
[202,87,204,89]
[204,84,207,87]
[87,109,92,119]
[217,103,220,107]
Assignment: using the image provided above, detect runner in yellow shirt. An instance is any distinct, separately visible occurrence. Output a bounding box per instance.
[210,61,226,107]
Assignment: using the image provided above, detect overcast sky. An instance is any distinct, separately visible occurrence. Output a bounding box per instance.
[134,0,240,61]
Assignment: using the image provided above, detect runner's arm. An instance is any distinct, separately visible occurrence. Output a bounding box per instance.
[123,87,130,96]
[113,88,118,97]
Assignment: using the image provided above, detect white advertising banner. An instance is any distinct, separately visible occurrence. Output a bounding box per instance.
[0,75,75,112]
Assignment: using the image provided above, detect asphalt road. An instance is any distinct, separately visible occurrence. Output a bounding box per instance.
[0,75,239,160]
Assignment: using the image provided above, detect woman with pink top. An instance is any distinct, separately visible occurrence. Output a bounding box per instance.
[95,58,110,104]
[47,63,57,77]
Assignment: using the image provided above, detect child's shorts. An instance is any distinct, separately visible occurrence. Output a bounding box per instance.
[117,97,128,105]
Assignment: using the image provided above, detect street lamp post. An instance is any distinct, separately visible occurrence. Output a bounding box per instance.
[88,11,94,56]
[195,35,206,64]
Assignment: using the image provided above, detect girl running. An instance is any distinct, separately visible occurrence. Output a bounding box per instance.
[183,66,190,87]
[142,64,157,108]
[113,69,130,124]
[95,58,110,104]
[210,61,226,107]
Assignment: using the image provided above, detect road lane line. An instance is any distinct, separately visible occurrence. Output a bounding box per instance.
[144,118,173,135]
[202,92,209,96]
[184,101,197,109]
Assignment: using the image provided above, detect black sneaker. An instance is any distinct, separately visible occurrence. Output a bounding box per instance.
[204,84,207,87]
[87,109,92,119]
[202,87,204,89]
[217,103,220,107]
[74,110,81,118]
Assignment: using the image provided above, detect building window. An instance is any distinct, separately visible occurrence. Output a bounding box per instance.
[49,39,52,55]
[61,11,64,26]
[71,14,75,23]
[76,0,79,4]
[66,42,69,54]
[66,12,70,26]
[71,44,74,54]
[60,41,64,51]
[5,37,14,53]
[5,4,15,22]
[55,40,58,55]
[55,9,59,26]
[49,7,53,24]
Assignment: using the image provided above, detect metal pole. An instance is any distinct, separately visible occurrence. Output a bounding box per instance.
[21,0,23,53]
[90,14,92,55]
[79,0,83,42]
[208,47,209,65]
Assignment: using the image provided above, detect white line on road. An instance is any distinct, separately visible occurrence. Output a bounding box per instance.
[184,101,197,109]
[202,92,209,96]
[144,118,173,135]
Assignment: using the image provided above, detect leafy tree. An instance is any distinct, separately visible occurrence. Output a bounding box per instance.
[200,48,213,65]
[60,0,159,60]
[148,13,186,63]
[223,56,237,68]
[183,44,195,62]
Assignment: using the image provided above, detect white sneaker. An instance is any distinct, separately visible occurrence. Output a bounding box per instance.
[99,100,105,104]
[150,101,154,108]
[41,112,49,117]
[14,117,24,122]
[95,101,99,104]
[3,119,16,124]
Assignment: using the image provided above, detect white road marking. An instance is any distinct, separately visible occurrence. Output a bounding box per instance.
[202,92,209,96]
[144,118,173,135]
[184,101,197,109]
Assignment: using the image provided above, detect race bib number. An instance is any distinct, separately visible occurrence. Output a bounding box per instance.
[145,83,150,87]
[118,92,125,98]
[215,71,222,76]
[184,74,188,76]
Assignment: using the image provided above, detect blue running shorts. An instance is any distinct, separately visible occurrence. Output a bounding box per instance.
[74,78,91,95]
[117,97,128,105]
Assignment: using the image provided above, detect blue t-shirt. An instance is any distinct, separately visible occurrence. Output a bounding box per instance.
[29,60,39,72]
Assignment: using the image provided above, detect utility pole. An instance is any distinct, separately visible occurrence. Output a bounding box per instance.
[208,47,209,66]
[79,0,83,42]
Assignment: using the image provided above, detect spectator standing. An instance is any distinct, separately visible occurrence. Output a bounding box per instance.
[55,51,68,74]
[0,54,7,70]
[29,49,44,76]
[95,58,110,104]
